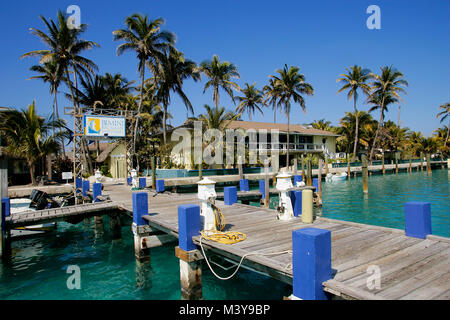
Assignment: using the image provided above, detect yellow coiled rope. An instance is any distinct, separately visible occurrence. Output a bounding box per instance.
[200,201,247,245]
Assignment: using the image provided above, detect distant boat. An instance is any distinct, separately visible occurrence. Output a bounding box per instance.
[326,172,348,182]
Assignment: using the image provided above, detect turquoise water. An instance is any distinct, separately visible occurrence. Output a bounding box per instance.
[319,169,449,237]
[0,216,290,300]
[0,169,447,300]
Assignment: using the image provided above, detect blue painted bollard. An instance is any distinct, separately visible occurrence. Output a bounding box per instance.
[313,178,319,191]
[239,179,249,192]
[290,191,302,217]
[178,204,201,252]
[139,178,147,189]
[132,192,148,227]
[259,180,266,199]
[224,187,238,206]
[76,178,82,192]
[2,197,11,218]
[404,202,432,239]
[292,228,331,300]
[156,180,165,193]
[294,175,303,185]
[92,183,102,203]
[82,180,90,197]
[127,177,132,186]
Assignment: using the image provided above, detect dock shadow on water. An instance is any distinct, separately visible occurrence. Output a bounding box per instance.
[0,212,291,300]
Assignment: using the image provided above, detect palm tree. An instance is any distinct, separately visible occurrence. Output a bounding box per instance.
[0,102,64,185]
[27,60,67,155]
[21,10,99,174]
[189,104,239,131]
[263,78,279,123]
[113,13,175,169]
[235,83,266,121]
[156,49,200,144]
[368,66,408,161]
[337,65,372,161]
[200,55,240,111]
[311,119,333,131]
[102,73,135,108]
[269,65,314,166]
[436,103,450,146]
[338,111,375,154]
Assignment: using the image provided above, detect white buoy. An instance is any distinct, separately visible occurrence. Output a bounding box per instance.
[197,178,217,232]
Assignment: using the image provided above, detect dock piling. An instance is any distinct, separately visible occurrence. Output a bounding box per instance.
[362,154,369,194]
[239,179,249,192]
[290,190,302,217]
[292,228,331,300]
[404,202,432,239]
[301,190,313,223]
[132,192,151,262]
[224,187,238,206]
[176,204,203,300]
[151,156,156,189]
[156,180,165,193]
[139,177,147,190]
[264,160,270,208]
[426,154,432,174]
[82,180,90,199]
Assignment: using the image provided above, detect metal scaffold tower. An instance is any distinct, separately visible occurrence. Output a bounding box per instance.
[66,106,138,185]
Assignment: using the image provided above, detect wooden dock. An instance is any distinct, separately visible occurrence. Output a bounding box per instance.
[104,183,450,300]
[5,201,120,228]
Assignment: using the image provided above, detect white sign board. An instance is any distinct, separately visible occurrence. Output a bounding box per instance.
[83,115,126,138]
[62,172,73,180]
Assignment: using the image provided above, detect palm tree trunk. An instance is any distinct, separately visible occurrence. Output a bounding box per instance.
[29,161,37,186]
[352,99,359,162]
[65,67,79,177]
[286,109,290,168]
[214,85,219,112]
[54,90,66,157]
[370,112,384,161]
[133,66,145,172]
[446,118,450,146]
[163,104,167,145]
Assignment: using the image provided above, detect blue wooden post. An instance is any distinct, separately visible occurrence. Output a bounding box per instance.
[2,197,10,218]
[127,177,132,186]
[178,205,201,252]
[139,178,147,189]
[82,180,90,197]
[76,178,82,192]
[132,192,148,227]
[224,187,238,206]
[92,183,102,203]
[259,180,265,199]
[292,228,331,300]
[156,180,165,193]
[239,179,249,192]
[313,178,319,191]
[290,191,302,217]
[294,175,303,185]
[404,202,432,239]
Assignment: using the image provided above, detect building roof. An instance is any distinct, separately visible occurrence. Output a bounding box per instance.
[225,121,339,137]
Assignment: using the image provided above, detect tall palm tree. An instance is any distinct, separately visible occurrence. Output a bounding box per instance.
[263,78,279,123]
[235,83,266,121]
[156,49,200,144]
[337,65,372,161]
[269,65,314,166]
[0,102,64,185]
[113,13,175,169]
[436,103,450,146]
[21,10,99,174]
[368,66,408,161]
[200,55,240,111]
[27,60,67,155]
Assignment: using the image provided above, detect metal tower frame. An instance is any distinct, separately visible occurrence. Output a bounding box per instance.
[67,106,138,184]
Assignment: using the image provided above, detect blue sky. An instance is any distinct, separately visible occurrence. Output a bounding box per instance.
[1,0,449,136]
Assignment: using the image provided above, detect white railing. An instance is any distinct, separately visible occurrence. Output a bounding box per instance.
[254,143,324,151]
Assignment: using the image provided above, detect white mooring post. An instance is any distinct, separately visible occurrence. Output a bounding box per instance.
[175,204,203,300]
[197,178,217,232]
[275,172,294,221]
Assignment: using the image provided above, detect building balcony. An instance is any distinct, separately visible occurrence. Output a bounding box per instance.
[250,143,325,152]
